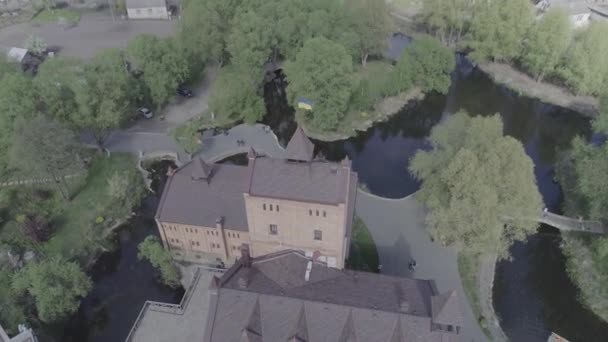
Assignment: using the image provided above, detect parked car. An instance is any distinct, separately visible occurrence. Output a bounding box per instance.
[177,87,194,98]
[137,107,153,119]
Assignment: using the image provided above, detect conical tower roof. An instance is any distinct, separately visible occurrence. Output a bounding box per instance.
[192,157,214,180]
[286,126,314,162]
[431,290,463,327]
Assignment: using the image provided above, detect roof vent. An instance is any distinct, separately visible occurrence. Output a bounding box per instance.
[400,301,410,313]
[305,261,312,282]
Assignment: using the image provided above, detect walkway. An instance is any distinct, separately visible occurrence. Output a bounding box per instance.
[503,211,606,234]
[126,267,223,342]
[0,173,82,188]
[354,190,489,342]
[197,123,287,162]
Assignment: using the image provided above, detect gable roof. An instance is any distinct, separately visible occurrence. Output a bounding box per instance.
[126,0,167,9]
[431,290,464,327]
[204,250,461,342]
[286,126,315,162]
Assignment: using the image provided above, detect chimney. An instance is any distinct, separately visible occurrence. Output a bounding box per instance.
[399,300,410,313]
[215,216,224,229]
[241,244,251,268]
[330,165,338,174]
[304,261,312,282]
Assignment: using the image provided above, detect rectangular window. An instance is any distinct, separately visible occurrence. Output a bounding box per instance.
[237,233,240,238]
[263,203,266,210]
[269,224,278,235]
[196,241,200,246]
[316,210,319,216]
[277,205,279,212]
[314,230,322,240]
[270,204,273,211]
[323,211,326,217]
[309,209,312,216]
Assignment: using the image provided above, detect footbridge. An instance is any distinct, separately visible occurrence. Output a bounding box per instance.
[504,211,606,234]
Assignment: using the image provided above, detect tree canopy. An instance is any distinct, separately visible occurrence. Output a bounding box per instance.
[346,0,393,66]
[285,37,356,130]
[394,35,455,94]
[409,111,543,257]
[419,0,474,45]
[138,236,180,287]
[12,257,91,322]
[128,35,189,110]
[521,8,572,82]
[468,0,534,62]
[71,48,136,146]
[208,66,265,124]
[558,22,608,96]
[34,56,81,123]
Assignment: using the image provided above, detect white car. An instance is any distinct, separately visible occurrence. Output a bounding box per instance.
[137,107,153,119]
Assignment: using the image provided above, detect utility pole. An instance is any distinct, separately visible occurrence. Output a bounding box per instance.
[108,0,116,22]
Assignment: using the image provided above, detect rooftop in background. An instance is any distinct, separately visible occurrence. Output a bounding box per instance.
[125,0,167,9]
[204,250,463,342]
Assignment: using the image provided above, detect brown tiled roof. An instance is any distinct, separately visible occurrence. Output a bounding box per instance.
[204,251,461,342]
[249,158,352,205]
[155,158,250,231]
[286,126,315,162]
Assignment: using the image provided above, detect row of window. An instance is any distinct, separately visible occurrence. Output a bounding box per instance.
[262,204,328,218]
[268,224,323,240]
[190,241,201,247]
[262,203,280,212]
[166,225,241,239]
[227,232,240,238]
[310,209,327,218]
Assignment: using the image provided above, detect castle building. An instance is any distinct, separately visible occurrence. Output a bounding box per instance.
[155,127,357,268]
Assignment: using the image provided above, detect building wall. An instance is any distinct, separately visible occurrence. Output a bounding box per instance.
[127,7,169,20]
[243,194,349,268]
[156,220,249,265]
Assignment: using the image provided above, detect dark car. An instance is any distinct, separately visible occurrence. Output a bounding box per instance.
[177,87,193,97]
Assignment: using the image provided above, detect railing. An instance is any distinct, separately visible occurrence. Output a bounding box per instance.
[124,266,225,342]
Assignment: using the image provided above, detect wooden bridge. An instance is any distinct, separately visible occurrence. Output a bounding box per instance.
[504,211,606,234]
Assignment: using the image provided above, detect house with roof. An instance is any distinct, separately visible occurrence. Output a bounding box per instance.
[536,0,592,27]
[203,249,463,342]
[155,127,358,269]
[0,323,37,342]
[126,0,169,20]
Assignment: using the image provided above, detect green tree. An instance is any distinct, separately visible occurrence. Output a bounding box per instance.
[10,116,83,200]
[468,0,534,62]
[106,170,145,210]
[12,257,91,322]
[227,9,272,79]
[419,0,474,45]
[521,8,572,82]
[208,66,265,124]
[393,35,455,94]
[0,73,38,175]
[558,22,608,95]
[70,49,136,147]
[593,93,608,135]
[128,35,189,111]
[285,37,356,130]
[34,56,81,123]
[0,265,27,335]
[178,0,242,66]
[138,236,180,287]
[346,0,392,66]
[409,111,543,257]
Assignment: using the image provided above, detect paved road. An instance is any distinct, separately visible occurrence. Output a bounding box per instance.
[354,190,489,342]
[0,12,175,59]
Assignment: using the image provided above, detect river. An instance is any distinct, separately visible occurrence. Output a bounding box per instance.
[264,54,608,341]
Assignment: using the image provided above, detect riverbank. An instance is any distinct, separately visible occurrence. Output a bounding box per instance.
[299,87,424,141]
[477,62,599,117]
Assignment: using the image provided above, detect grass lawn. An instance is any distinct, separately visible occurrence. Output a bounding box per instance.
[347,216,380,272]
[457,251,492,338]
[31,8,81,24]
[43,153,144,261]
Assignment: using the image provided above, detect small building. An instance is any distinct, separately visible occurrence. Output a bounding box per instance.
[125,0,169,20]
[203,249,463,342]
[0,323,37,342]
[536,0,592,28]
[155,127,358,269]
